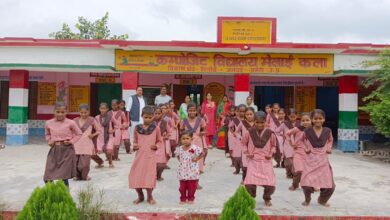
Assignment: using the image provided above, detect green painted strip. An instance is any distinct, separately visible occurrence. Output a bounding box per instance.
[339,111,358,129]
[8,106,28,124]
[0,63,116,71]
[334,69,370,75]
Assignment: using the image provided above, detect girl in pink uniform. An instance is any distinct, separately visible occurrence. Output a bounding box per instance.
[43,102,82,187]
[301,109,335,207]
[129,106,162,205]
[224,106,236,166]
[154,106,171,181]
[229,105,246,175]
[275,108,295,178]
[110,99,127,161]
[236,106,255,183]
[168,100,180,156]
[241,111,277,207]
[119,100,131,154]
[175,131,203,204]
[266,103,282,168]
[95,103,115,168]
[286,112,311,191]
[73,104,100,181]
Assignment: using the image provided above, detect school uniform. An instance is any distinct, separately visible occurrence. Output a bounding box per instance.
[300,127,335,205]
[180,117,207,172]
[236,120,254,181]
[94,113,115,163]
[241,127,277,202]
[43,118,82,183]
[73,116,100,180]
[229,118,242,173]
[128,124,162,202]
[266,113,283,167]
[110,110,127,160]
[285,125,306,189]
[155,119,171,180]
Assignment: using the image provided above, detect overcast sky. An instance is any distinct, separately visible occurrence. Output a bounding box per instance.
[0,0,389,44]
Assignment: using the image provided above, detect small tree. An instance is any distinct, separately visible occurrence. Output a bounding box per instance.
[16,181,79,220]
[360,49,390,138]
[49,12,128,40]
[219,186,259,220]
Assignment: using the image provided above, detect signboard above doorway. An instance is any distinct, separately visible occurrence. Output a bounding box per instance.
[115,50,333,75]
[217,17,276,45]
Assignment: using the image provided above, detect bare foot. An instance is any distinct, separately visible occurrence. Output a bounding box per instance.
[188,201,194,205]
[314,187,320,192]
[318,199,330,207]
[288,186,296,191]
[109,164,114,168]
[197,185,203,190]
[301,201,310,206]
[265,201,272,207]
[148,199,156,205]
[95,164,104,168]
[200,171,204,174]
[73,177,80,181]
[133,199,144,204]
[157,178,164,181]
[240,181,244,185]
[86,176,92,181]
[230,164,234,167]
[116,158,121,161]
[233,171,239,175]
[180,201,186,205]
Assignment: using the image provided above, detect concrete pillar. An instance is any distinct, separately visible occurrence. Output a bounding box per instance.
[337,76,359,152]
[6,70,29,145]
[234,74,250,106]
[122,72,139,102]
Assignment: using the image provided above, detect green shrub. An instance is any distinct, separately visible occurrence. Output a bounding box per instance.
[219,186,259,220]
[77,184,113,220]
[16,181,79,220]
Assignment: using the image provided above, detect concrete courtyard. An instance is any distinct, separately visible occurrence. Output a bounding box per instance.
[1,138,390,217]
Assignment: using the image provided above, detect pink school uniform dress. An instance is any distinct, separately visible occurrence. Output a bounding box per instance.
[300,127,334,189]
[241,127,277,201]
[175,144,203,202]
[43,118,82,182]
[180,117,206,172]
[110,110,127,146]
[95,114,115,154]
[128,124,162,189]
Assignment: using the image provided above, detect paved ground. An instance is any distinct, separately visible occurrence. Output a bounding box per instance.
[1,138,390,216]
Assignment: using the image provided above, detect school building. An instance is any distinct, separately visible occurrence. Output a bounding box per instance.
[0,17,386,151]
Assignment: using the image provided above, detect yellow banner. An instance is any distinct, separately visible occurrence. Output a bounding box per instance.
[115,50,333,75]
[69,86,90,112]
[221,20,272,44]
[37,82,56,106]
[295,86,317,113]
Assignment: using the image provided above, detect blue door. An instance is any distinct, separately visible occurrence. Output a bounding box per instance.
[316,87,339,139]
[254,86,285,111]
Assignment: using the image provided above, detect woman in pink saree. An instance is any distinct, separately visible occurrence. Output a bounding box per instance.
[201,93,217,149]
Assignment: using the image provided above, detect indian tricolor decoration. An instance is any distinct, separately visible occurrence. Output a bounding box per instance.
[234,74,250,105]
[122,72,139,102]
[337,76,359,152]
[6,70,29,145]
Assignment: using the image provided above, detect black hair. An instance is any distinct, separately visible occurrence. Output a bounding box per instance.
[272,103,280,108]
[142,106,155,116]
[119,100,126,104]
[79,104,89,110]
[311,109,326,119]
[279,108,285,113]
[237,104,247,111]
[229,105,236,111]
[99,102,109,108]
[289,108,297,115]
[55,101,66,109]
[246,107,255,113]
[265,104,271,108]
[254,111,267,120]
[180,130,193,138]
[187,102,197,112]
[111,99,119,104]
[301,112,311,118]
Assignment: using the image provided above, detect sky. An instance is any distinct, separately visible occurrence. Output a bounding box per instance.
[0,0,389,44]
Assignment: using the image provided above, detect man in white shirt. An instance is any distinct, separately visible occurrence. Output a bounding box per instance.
[154,86,171,106]
[246,96,258,112]
[126,86,147,145]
